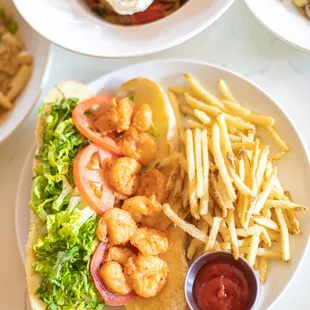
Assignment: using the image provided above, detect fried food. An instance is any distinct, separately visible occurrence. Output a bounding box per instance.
[100,261,133,295]
[131,227,169,256]
[118,126,158,166]
[122,195,162,227]
[132,103,153,132]
[106,246,136,265]
[125,255,169,298]
[96,208,137,245]
[169,74,307,284]
[95,97,133,135]
[108,157,141,196]
[137,169,167,203]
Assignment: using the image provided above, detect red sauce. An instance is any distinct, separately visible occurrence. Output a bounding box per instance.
[193,259,254,310]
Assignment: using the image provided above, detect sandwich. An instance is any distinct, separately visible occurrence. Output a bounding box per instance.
[26,78,188,310]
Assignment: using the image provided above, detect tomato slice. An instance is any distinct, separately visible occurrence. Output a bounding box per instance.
[72,95,122,155]
[91,241,137,306]
[131,2,166,25]
[73,143,116,215]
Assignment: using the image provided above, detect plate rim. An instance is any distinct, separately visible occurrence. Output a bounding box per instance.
[12,0,235,58]
[244,0,310,54]
[15,58,310,310]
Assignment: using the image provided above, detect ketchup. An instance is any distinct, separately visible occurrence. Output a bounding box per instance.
[193,258,254,310]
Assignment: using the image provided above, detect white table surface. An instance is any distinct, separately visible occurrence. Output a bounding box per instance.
[1,1,310,309]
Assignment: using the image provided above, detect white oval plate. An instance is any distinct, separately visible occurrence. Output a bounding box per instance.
[0,0,50,144]
[15,59,310,310]
[245,0,310,53]
[12,0,234,58]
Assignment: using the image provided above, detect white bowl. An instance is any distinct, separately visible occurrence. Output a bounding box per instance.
[15,59,310,310]
[12,0,235,58]
[245,0,310,53]
[0,0,50,144]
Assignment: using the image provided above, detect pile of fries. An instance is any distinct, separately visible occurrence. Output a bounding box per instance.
[159,74,307,284]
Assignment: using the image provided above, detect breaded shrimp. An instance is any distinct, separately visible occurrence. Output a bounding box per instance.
[125,255,169,298]
[96,208,136,245]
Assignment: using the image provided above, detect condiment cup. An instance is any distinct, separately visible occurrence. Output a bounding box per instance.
[184,251,259,310]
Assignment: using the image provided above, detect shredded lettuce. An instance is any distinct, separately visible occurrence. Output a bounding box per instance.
[30,98,103,309]
[30,98,88,218]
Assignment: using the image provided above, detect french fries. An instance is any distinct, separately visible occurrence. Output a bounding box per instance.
[200,129,209,215]
[204,217,222,252]
[259,256,268,284]
[194,109,212,126]
[227,210,238,259]
[265,126,290,152]
[167,74,306,284]
[185,129,199,219]
[184,74,226,110]
[212,123,237,201]
[194,129,204,198]
[274,207,290,262]
[162,204,207,243]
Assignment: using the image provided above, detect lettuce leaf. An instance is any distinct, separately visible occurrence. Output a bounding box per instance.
[30,99,88,219]
[30,98,103,309]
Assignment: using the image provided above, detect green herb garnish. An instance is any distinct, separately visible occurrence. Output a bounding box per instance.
[149,124,159,137]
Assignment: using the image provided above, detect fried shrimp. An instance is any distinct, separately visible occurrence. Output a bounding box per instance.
[99,261,133,295]
[132,103,153,132]
[107,246,136,265]
[125,255,169,298]
[94,98,133,135]
[96,208,136,245]
[122,195,162,227]
[108,157,141,196]
[118,126,158,166]
[131,227,169,256]
[137,169,167,203]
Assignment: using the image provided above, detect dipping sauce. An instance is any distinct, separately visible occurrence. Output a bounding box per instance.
[193,258,254,310]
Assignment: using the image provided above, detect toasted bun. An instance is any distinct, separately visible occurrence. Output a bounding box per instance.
[26,81,93,310]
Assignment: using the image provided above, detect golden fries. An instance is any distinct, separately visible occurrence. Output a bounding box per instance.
[155,152,182,169]
[163,204,207,242]
[274,207,290,262]
[194,109,212,126]
[227,210,239,259]
[212,123,236,201]
[252,167,277,215]
[184,74,226,110]
[166,74,306,284]
[186,119,205,129]
[265,126,290,152]
[194,129,204,198]
[232,142,255,150]
[259,256,268,284]
[179,104,195,117]
[217,79,237,103]
[185,129,199,219]
[185,93,254,131]
[264,200,307,211]
[200,129,209,215]
[187,218,209,260]
[253,216,279,231]
[166,163,180,192]
[247,233,260,267]
[204,217,222,252]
